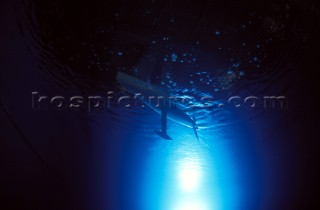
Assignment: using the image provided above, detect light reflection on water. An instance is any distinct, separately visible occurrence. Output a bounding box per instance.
[99,84,258,210]
[141,119,239,210]
[177,156,203,192]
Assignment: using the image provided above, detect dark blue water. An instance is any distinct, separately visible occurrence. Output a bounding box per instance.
[1,0,319,210]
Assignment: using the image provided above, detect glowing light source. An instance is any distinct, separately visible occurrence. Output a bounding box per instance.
[178,167,201,192]
[177,157,202,192]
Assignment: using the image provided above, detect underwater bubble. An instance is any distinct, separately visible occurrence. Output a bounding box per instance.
[252,56,258,62]
[232,63,240,68]
[227,70,234,74]
[171,53,178,62]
